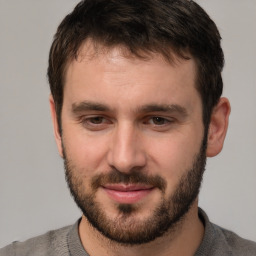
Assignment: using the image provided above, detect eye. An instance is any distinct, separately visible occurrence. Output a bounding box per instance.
[150,117,168,125]
[87,116,105,124]
[148,116,171,126]
[80,116,112,130]
[142,116,175,131]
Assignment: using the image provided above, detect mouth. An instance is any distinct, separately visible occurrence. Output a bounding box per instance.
[102,184,155,204]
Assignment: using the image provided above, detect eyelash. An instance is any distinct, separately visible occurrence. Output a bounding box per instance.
[85,116,106,124]
[145,116,173,126]
[80,116,110,128]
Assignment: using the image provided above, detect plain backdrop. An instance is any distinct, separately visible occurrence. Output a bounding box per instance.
[0,0,256,248]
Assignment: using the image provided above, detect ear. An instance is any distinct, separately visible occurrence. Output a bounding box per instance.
[49,95,64,157]
[206,97,231,157]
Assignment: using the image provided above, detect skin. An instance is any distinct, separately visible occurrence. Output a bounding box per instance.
[50,45,230,256]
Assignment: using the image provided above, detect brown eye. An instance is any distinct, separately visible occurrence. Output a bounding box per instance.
[88,116,104,124]
[81,115,113,131]
[151,117,168,125]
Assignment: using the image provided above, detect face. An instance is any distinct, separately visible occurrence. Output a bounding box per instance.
[55,46,207,244]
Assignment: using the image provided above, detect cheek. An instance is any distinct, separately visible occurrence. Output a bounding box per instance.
[62,129,110,175]
[146,132,202,185]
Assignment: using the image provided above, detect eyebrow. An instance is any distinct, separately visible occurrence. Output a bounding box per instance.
[72,101,111,113]
[71,101,188,117]
[137,104,188,117]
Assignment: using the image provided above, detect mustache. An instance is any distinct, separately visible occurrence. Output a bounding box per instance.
[91,168,167,192]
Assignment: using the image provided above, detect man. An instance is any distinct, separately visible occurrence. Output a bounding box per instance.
[1,0,255,255]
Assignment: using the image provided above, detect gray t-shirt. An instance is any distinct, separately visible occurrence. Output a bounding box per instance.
[1,209,256,255]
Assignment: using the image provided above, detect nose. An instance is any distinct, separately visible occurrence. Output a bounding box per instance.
[107,123,147,173]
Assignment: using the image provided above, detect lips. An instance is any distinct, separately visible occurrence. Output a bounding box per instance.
[102,184,154,204]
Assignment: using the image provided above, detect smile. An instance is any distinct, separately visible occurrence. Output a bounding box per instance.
[102,184,155,204]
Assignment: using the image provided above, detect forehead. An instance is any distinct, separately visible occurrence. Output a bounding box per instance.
[63,43,200,113]
[67,40,195,80]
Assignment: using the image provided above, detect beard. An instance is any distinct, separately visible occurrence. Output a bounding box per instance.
[63,135,207,245]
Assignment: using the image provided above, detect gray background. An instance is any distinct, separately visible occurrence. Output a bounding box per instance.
[0,0,255,248]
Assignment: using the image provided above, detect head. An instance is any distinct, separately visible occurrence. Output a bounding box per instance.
[48,0,230,245]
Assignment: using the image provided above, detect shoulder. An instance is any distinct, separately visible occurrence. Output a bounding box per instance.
[0,225,73,256]
[213,224,256,255]
[197,208,256,256]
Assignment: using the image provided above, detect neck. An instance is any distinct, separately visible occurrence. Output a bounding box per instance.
[78,201,204,256]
